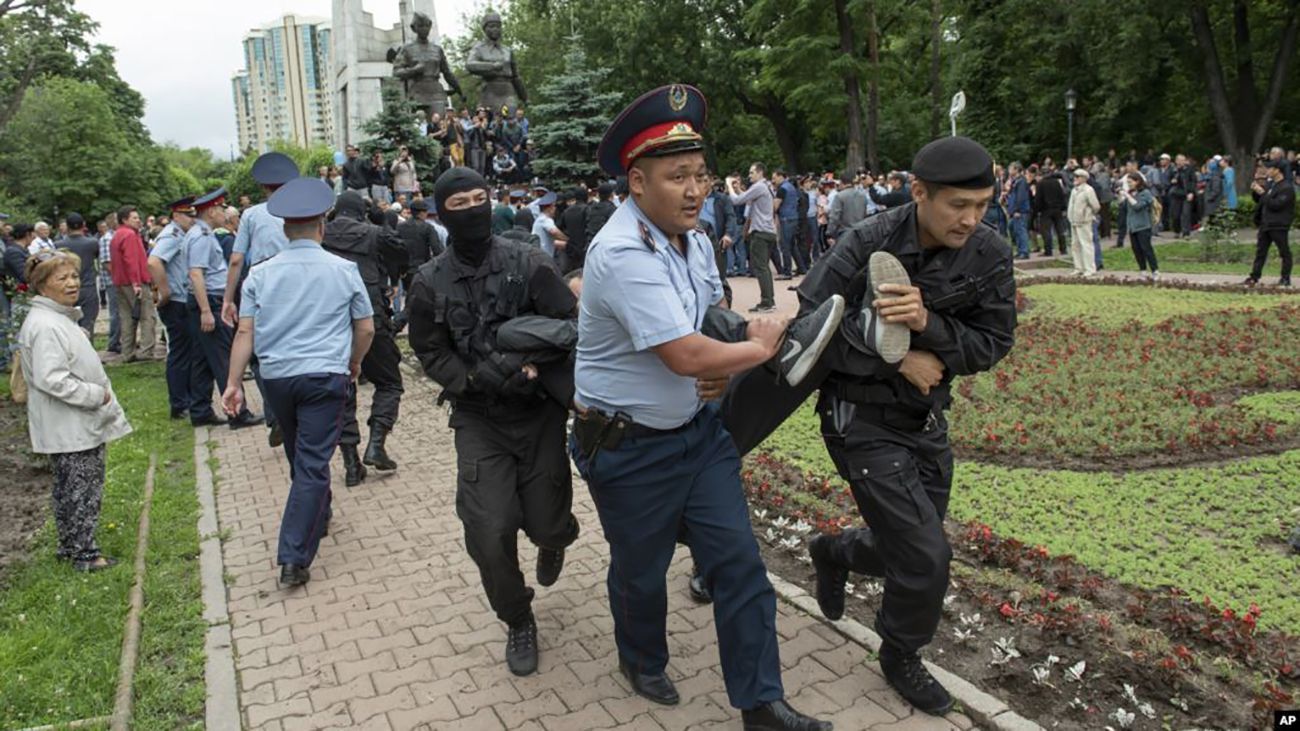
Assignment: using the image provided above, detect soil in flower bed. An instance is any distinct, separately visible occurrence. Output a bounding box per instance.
[747,455,1297,730]
[0,398,49,584]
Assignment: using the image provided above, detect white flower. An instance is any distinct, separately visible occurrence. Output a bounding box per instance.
[765,528,777,543]
[1065,660,1086,682]
[753,508,768,521]
[779,536,802,551]
[1109,707,1135,729]
[772,516,791,530]
[1030,665,1051,686]
[1138,701,1156,720]
[953,627,975,643]
[1169,696,1189,712]
[791,519,814,535]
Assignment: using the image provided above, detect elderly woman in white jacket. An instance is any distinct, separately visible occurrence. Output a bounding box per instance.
[18,249,132,571]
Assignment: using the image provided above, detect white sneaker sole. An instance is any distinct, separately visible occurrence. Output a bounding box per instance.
[783,294,846,387]
[868,252,912,364]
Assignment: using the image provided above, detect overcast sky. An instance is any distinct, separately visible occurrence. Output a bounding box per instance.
[77,0,480,157]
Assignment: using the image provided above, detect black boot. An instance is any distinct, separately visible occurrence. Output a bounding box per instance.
[341,444,366,487]
[537,516,579,587]
[879,643,953,716]
[618,659,679,706]
[363,429,397,471]
[279,563,310,587]
[688,563,712,604]
[808,535,848,621]
[742,699,832,730]
[505,615,539,676]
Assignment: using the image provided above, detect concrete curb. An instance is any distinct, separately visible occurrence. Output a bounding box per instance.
[767,572,1043,731]
[195,426,241,731]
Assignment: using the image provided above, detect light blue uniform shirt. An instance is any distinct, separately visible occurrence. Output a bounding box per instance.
[533,212,558,255]
[150,222,190,302]
[239,240,373,380]
[232,202,289,266]
[575,196,724,430]
[185,220,229,297]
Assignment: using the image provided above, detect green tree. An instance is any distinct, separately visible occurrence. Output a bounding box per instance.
[0,0,96,129]
[0,77,166,219]
[528,39,621,181]
[222,141,335,204]
[359,85,442,192]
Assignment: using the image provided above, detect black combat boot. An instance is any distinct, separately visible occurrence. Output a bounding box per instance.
[363,429,398,471]
[505,615,539,676]
[537,517,578,587]
[687,563,712,604]
[279,564,310,587]
[879,643,953,716]
[808,534,848,621]
[741,699,832,730]
[341,444,367,487]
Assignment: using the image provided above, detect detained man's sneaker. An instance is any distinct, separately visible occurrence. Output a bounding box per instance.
[741,699,833,730]
[808,535,848,621]
[879,643,954,716]
[775,294,845,387]
[505,616,539,676]
[864,252,912,364]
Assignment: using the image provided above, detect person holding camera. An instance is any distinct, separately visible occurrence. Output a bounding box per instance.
[390,146,419,200]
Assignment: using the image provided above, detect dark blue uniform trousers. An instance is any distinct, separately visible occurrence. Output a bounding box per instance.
[263,373,348,567]
[158,300,208,418]
[578,404,784,711]
[187,294,251,421]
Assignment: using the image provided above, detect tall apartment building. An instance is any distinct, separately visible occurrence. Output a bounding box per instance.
[231,15,336,154]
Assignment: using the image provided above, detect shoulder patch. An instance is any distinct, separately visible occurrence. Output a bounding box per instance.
[638,221,656,252]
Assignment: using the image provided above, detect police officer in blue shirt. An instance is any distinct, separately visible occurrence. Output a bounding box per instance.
[221,152,296,445]
[574,84,831,731]
[187,187,262,428]
[222,177,375,587]
[146,196,208,421]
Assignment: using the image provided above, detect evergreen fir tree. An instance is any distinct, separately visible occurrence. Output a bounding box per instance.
[359,85,441,192]
[528,38,621,182]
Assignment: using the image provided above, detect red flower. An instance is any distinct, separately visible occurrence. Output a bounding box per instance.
[16,283,28,293]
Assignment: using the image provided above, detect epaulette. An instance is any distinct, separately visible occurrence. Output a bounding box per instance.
[638,221,656,252]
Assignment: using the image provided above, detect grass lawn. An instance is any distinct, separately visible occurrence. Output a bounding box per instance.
[1101,239,1288,278]
[0,361,206,730]
[757,282,1300,632]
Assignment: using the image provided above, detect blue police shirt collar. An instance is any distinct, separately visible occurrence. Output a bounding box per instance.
[192,219,212,235]
[286,239,321,250]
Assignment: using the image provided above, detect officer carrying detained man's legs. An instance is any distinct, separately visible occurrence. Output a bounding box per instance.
[574,84,832,731]
[221,177,376,587]
[406,167,581,678]
[323,192,407,486]
[719,136,1018,716]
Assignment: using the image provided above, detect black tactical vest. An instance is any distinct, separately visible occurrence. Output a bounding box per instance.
[427,238,533,364]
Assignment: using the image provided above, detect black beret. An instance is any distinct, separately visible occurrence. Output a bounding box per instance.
[597,84,707,176]
[911,136,995,189]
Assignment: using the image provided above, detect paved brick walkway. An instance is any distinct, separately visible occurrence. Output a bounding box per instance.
[211,373,977,730]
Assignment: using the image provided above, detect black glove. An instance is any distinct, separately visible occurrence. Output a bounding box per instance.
[472,352,527,394]
[499,369,540,398]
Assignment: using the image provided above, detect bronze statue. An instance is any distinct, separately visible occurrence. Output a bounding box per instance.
[391,12,462,117]
[465,11,527,117]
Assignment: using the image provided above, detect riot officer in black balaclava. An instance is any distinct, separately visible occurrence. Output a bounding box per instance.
[323,191,407,485]
[405,167,581,678]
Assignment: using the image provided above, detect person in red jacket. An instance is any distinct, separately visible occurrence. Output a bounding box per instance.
[108,205,158,361]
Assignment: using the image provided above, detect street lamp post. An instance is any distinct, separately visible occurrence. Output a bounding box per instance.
[1064,88,1078,162]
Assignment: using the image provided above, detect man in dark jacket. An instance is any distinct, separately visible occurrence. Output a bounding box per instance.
[557,187,588,273]
[1245,161,1295,287]
[1034,169,1069,256]
[1168,154,1198,238]
[341,145,371,192]
[55,213,101,333]
[584,182,617,243]
[392,200,445,333]
[323,192,408,485]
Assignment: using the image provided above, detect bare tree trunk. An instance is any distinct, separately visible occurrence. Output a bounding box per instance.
[835,0,865,174]
[1188,2,1299,194]
[866,0,880,173]
[929,0,943,139]
[736,90,804,173]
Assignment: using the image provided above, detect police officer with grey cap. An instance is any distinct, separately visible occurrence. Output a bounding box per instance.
[223,177,375,587]
[720,135,1017,715]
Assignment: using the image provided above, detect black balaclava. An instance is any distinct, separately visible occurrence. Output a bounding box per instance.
[334,190,367,220]
[434,167,493,266]
[512,208,535,232]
